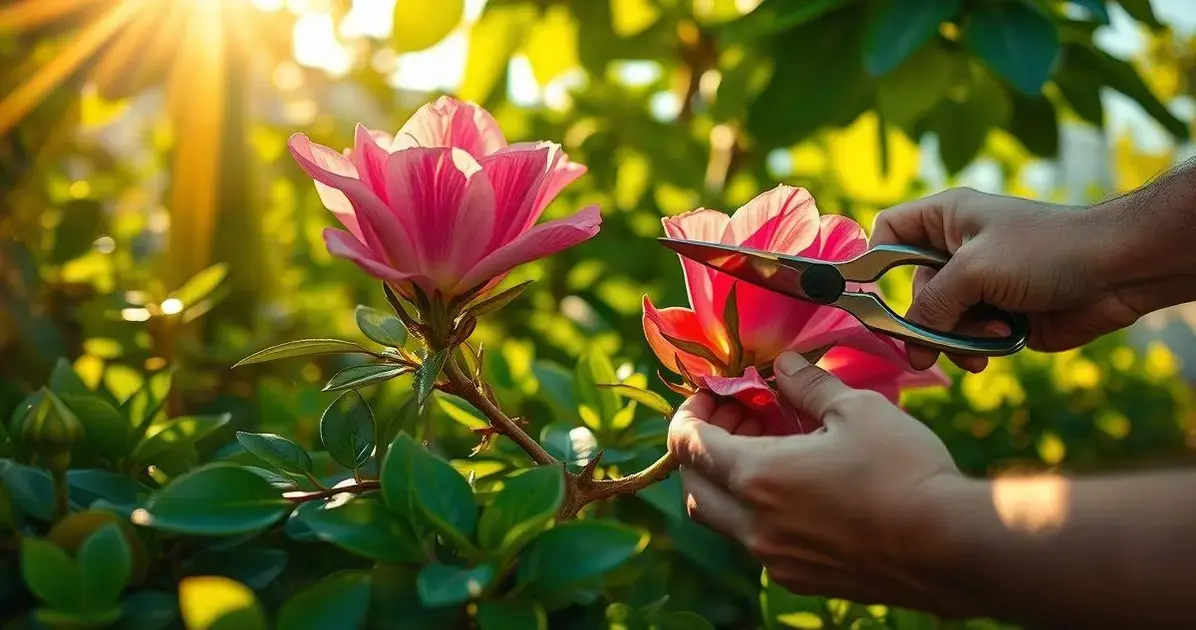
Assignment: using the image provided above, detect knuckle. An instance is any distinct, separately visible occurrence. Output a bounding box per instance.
[837,388,887,412]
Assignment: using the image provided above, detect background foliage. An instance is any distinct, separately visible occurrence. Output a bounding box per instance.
[2,0,1196,628]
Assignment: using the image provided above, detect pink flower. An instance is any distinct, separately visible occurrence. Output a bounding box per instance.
[643,185,948,434]
[288,96,600,300]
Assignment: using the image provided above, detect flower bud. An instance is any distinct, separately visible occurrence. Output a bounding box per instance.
[12,389,84,474]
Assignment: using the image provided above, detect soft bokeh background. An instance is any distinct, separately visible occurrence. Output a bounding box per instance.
[4,0,1196,627]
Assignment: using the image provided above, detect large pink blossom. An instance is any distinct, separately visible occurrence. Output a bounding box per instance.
[288,96,600,300]
[643,185,948,434]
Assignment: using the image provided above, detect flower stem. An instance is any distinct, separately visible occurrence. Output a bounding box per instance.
[443,358,556,466]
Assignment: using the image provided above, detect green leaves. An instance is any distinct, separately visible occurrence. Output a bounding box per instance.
[417,563,494,607]
[966,1,1060,95]
[235,432,312,477]
[276,571,372,630]
[1064,42,1188,138]
[320,391,375,470]
[323,363,410,393]
[234,339,373,367]
[575,348,620,428]
[381,433,477,549]
[877,38,964,126]
[355,305,408,347]
[924,65,1011,174]
[478,466,564,553]
[21,523,132,616]
[137,464,289,535]
[597,384,673,415]
[863,0,960,77]
[415,349,449,406]
[1007,91,1059,158]
[301,498,425,563]
[517,521,644,589]
[393,0,464,53]
[461,280,533,321]
[167,263,228,311]
[133,414,231,468]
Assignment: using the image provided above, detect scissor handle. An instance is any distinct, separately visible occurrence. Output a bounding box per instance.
[832,245,1031,357]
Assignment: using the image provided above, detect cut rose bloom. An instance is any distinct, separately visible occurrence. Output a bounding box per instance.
[643,185,949,435]
[288,96,600,301]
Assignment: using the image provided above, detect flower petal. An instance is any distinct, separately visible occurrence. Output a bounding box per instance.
[455,204,601,293]
[384,147,497,291]
[391,95,507,157]
[349,123,392,201]
[662,208,732,349]
[323,228,414,284]
[289,133,413,268]
[479,143,555,250]
[722,185,820,253]
[642,297,718,378]
[698,368,807,434]
[819,345,950,402]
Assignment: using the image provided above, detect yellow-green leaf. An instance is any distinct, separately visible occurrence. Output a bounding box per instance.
[392,0,464,53]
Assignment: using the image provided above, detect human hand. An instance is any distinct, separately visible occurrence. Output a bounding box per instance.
[667,351,977,613]
[871,187,1150,373]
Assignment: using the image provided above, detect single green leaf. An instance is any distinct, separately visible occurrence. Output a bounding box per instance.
[864,0,960,76]
[382,433,476,546]
[436,393,488,430]
[355,305,408,347]
[966,1,1060,95]
[517,521,644,588]
[1006,92,1059,157]
[393,0,463,53]
[380,432,425,528]
[122,368,173,436]
[323,363,410,393]
[1068,0,1110,24]
[414,349,449,406]
[168,263,228,308]
[476,600,547,630]
[138,464,290,535]
[78,523,132,607]
[539,423,576,467]
[416,563,494,607]
[320,391,375,470]
[924,64,1011,174]
[118,590,179,630]
[233,339,373,367]
[276,570,372,630]
[34,607,123,628]
[461,280,533,320]
[1066,42,1187,138]
[302,497,425,563]
[67,469,150,507]
[656,612,715,630]
[597,384,672,415]
[21,537,85,610]
[181,548,288,591]
[746,6,871,148]
[49,357,91,399]
[133,414,231,467]
[179,576,268,630]
[60,394,127,459]
[575,348,620,426]
[0,460,56,520]
[235,432,312,476]
[877,37,964,126]
[531,360,577,420]
[1054,48,1104,127]
[478,466,564,553]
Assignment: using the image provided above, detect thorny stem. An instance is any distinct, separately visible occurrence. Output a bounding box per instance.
[444,358,556,466]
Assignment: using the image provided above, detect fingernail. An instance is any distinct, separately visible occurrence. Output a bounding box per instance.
[776,351,809,376]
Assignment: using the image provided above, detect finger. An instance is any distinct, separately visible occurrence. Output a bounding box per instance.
[773,352,853,420]
[906,266,943,369]
[681,469,752,539]
[870,190,961,251]
[904,261,983,371]
[736,416,764,437]
[708,401,745,433]
[668,393,756,486]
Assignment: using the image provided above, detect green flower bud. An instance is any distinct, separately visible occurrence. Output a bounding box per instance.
[12,389,84,474]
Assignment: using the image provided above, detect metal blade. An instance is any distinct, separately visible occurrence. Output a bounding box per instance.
[657,238,825,303]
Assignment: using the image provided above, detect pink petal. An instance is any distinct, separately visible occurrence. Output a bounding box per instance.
[323,228,415,284]
[289,134,413,268]
[819,345,950,403]
[349,123,392,201]
[384,147,497,292]
[479,143,555,250]
[721,185,820,253]
[698,367,807,435]
[810,214,868,261]
[641,297,718,378]
[499,142,588,222]
[391,96,507,157]
[662,208,732,347]
[455,204,601,293]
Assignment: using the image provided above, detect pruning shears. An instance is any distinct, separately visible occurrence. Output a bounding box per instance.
[658,238,1030,357]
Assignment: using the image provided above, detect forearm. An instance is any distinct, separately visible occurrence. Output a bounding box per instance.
[1093,159,1196,311]
[917,470,1196,628]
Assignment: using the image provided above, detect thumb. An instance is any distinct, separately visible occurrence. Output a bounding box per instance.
[773,351,852,420]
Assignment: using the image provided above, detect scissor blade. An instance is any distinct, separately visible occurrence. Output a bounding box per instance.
[657,238,818,302]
